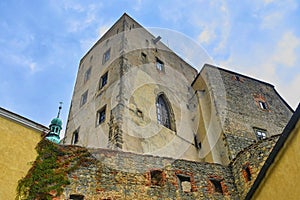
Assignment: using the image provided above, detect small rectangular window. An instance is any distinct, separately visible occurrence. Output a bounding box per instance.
[84,67,91,83]
[177,174,191,192]
[243,165,252,182]
[72,129,79,145]
[70,194,84,200]
[150,170,163,186]
[141,52,147,63]
[103,49,110,64]
[99,72,108,89]
[254,128,267,140]
[259,101,268,110]
[97,106,106,125]
[156,58,164,71]
[80,90,88,107]
[210,179,223,194]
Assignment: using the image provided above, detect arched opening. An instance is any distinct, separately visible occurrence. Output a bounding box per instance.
[156,94,176,131]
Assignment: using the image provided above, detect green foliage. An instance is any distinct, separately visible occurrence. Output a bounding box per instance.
[16,139,92,200]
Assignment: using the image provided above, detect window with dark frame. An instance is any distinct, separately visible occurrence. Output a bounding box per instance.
[97,106,106,125]
[103,49,110,64]
[84,67,91,83]
[156,94,171,129]
[156,58,164,71]
[69,194,84,200]
[150,170,163,186]
[210,179,223,194]
[80,90,88,107]
[255,129,267,140]
[259,101,268,110]
[243,165,252,182]
[72,130,79,145]
[141,52,147,63]
[177,174,191,192]
[99,72,108,89]
[254,128,267,140]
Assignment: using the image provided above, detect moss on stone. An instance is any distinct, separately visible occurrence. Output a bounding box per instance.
[16,139,93,200]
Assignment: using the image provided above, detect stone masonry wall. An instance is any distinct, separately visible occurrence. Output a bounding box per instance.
[200,65,293,164]
[224,134,256,161]
[231,135,279,199]
[59,148,239,199]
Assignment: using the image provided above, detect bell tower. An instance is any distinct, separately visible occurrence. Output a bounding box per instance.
[46,102,63,144]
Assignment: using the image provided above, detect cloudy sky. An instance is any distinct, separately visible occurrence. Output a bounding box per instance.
[0,0,299,130]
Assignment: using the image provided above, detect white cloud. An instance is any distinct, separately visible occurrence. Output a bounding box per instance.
[260,12,283,29]
[278,74,300,109]
[63,2,101,33]
[263,0,275,5]
[191,0,231,54]
[198,27,215,44]
[272,31,300,67]
[258,0,298,30]
[10,54,39,73]
[63,2,85,12]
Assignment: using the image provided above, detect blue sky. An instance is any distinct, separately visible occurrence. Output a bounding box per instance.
[0,0,299,131]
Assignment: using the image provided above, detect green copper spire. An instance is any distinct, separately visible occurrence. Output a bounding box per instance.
[46,102,63,144]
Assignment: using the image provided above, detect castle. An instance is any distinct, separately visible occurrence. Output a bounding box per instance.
[15,13,298,199]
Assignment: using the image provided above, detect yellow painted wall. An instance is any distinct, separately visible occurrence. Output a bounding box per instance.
[252,118,300,199]
[0,116,42,200]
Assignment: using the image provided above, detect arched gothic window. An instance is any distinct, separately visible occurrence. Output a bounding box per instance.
[156,94,175,131]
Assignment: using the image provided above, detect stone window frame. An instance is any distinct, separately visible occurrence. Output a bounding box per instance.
[69,194,84,200]
[253,94,270,111]
[96,105,106,126]
[155,57,165,72]
[80,90,88,107]
[253,127,267,140]
[207,175,228,195]
[102,48,111,64]
[99,71,108,90]
[71,127,80,145]
[141,52,147,63]
[242,163,252,182]
[84,66,92,84]
[150,169,165,187]
[210,179,223,194]
[156,93,176,132]
[259,101,268,110]
[177,174,192,193]
[175,170,197,192]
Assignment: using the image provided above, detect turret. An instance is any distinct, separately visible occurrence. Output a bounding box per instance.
[46,102,62,144]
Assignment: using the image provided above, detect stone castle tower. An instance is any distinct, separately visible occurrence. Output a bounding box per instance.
[15,13,296,199]
[63,13,293,166]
